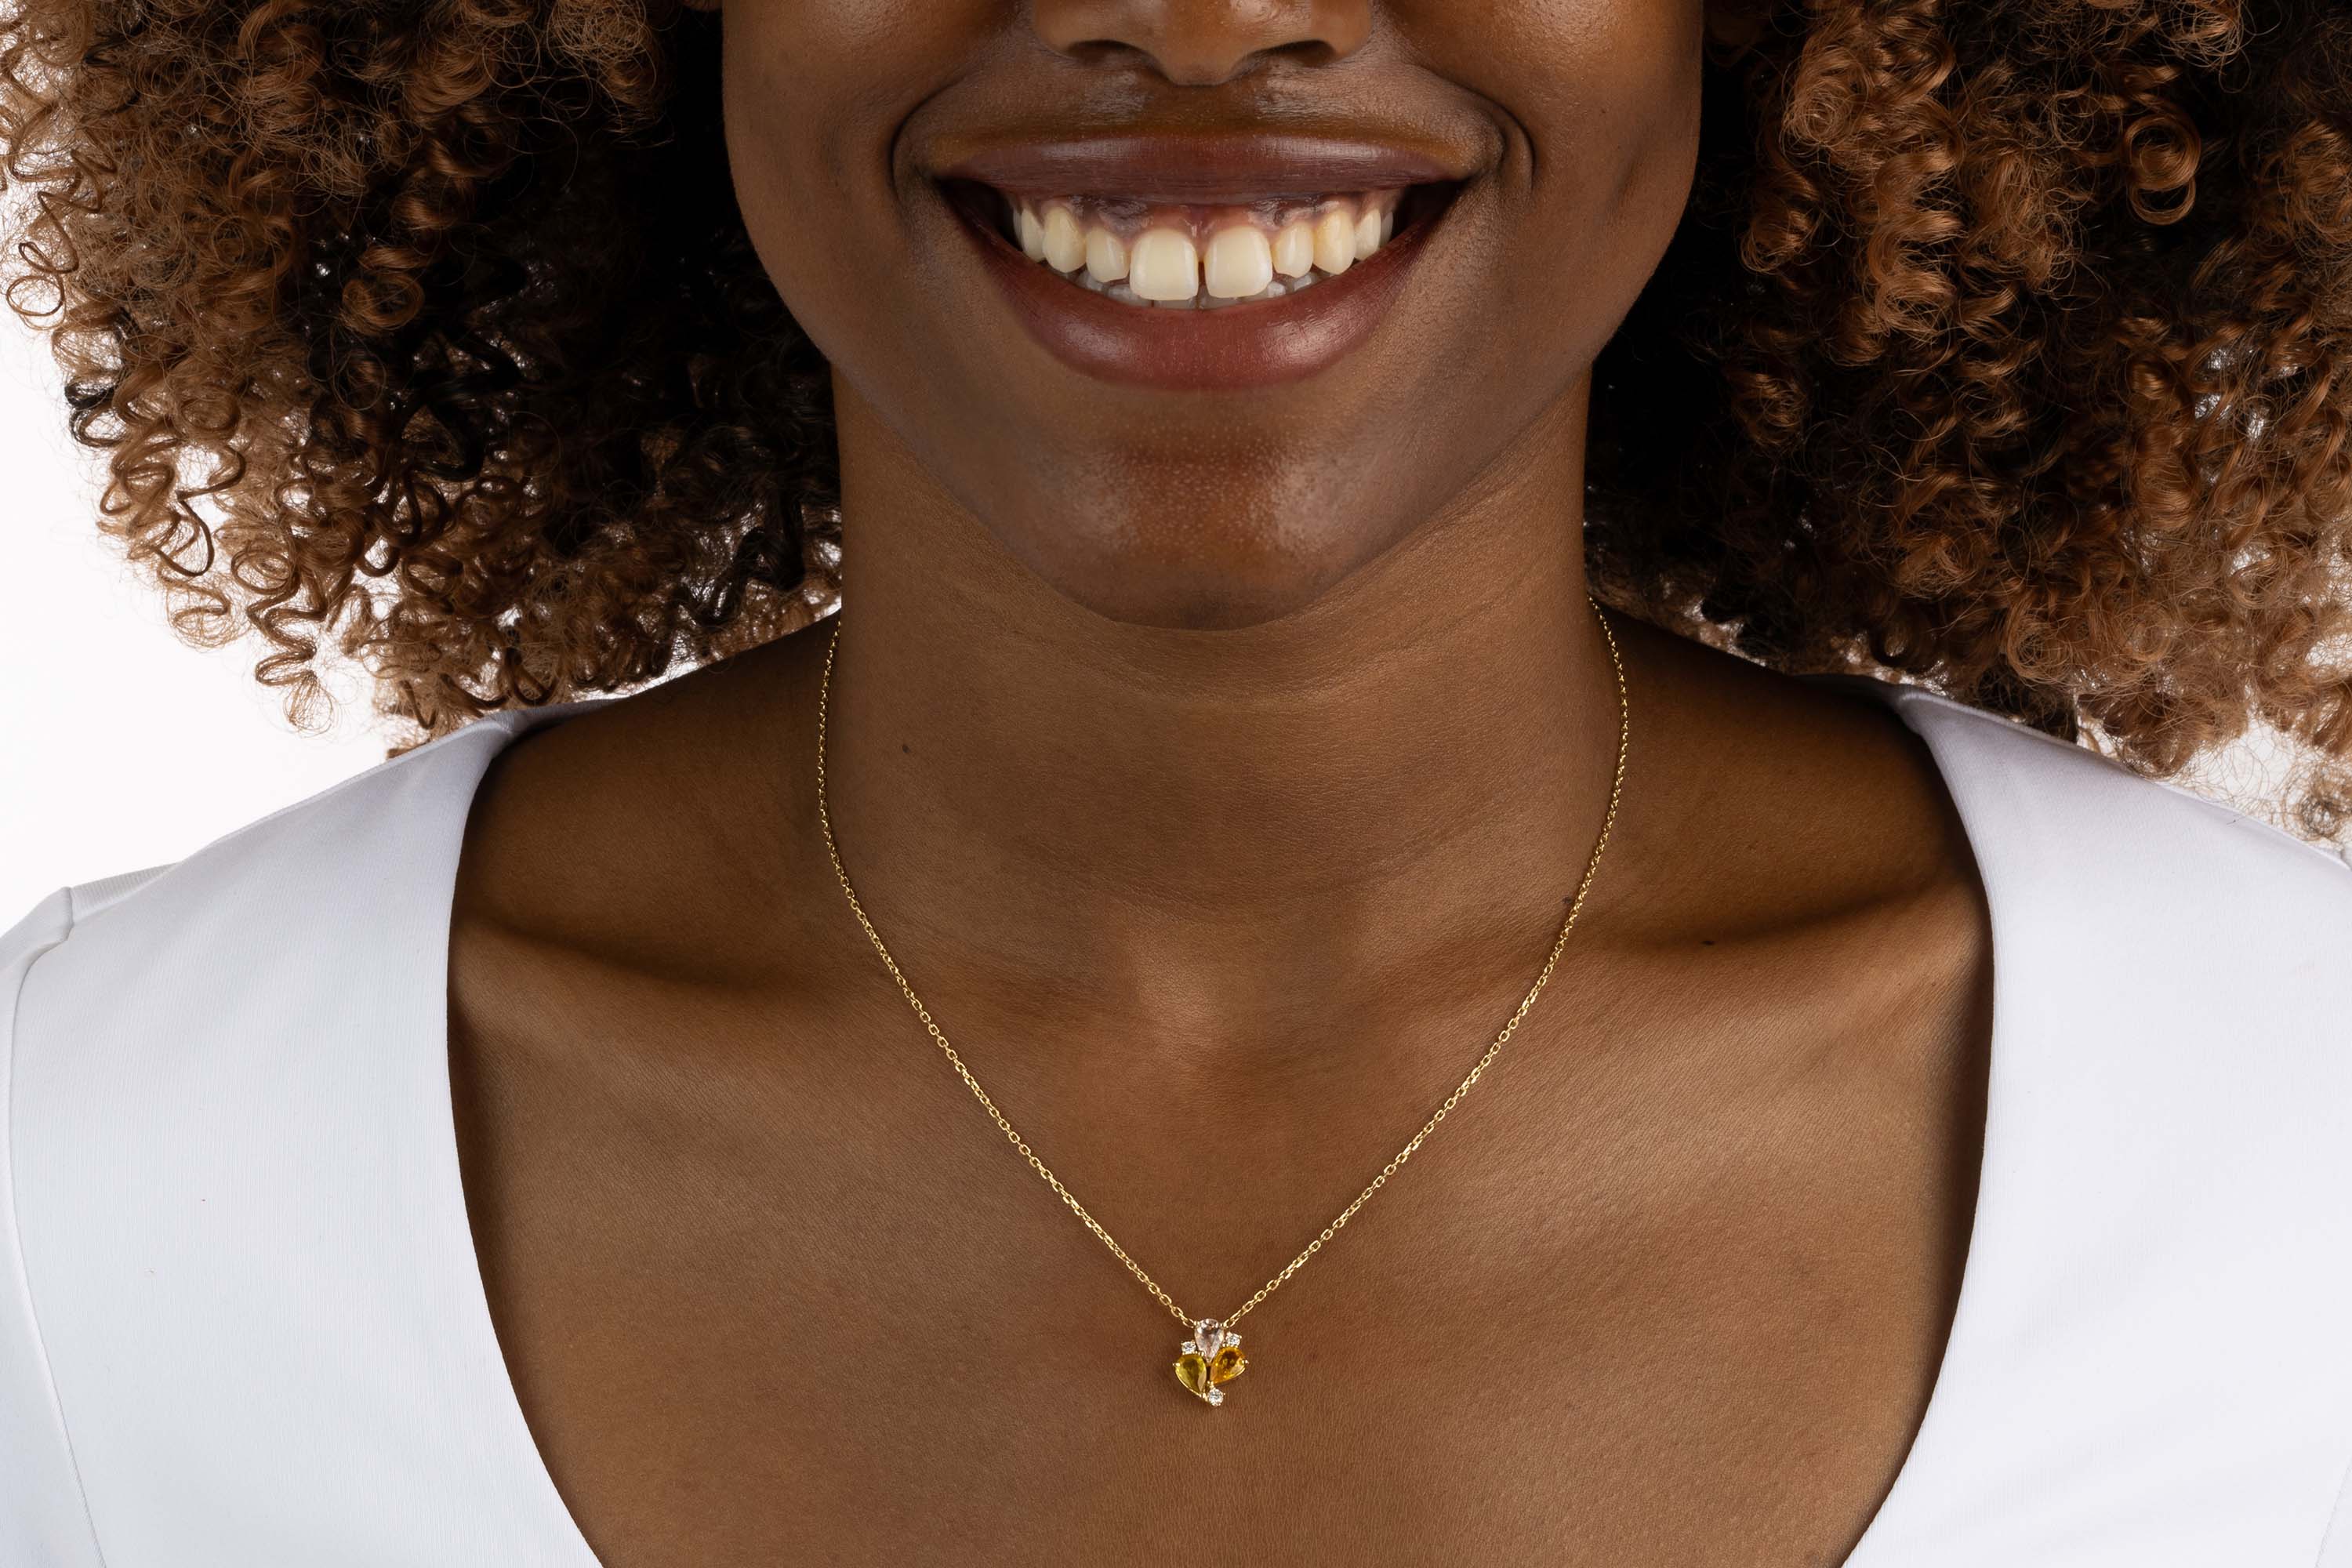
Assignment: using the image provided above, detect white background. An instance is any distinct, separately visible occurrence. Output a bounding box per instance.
[0,317,393,923]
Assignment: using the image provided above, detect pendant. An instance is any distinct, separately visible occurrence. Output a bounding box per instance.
[1173,1319,1247,1406]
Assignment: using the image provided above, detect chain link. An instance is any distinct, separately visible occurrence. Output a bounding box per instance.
[813,597,1631,1330]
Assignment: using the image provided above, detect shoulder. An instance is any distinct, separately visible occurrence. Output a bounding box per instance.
[2,700,604,1050]
[1804,679,2352,1554]
[0,699,619,1162]
[0,696,539,1226]
[0,698,608,1556]
[1840,677,2352,1001]
[1857,679,2350,1187]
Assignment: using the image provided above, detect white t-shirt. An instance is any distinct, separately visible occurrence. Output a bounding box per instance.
[5,676,2350,1566]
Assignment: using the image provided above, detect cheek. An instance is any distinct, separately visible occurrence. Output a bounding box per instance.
[716,1,993,361]
[1410,0,1705,149]
[1406,0,1706,356]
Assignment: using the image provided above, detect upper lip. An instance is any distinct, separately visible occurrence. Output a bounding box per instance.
[930,130,1479,203]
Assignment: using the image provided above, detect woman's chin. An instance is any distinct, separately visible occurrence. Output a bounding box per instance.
[991,517,1385,630]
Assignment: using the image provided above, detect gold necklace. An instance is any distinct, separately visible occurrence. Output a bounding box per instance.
[813,596,1630,1408]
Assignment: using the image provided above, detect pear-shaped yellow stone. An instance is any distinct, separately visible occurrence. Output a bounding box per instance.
[1210,1345,1247,1384]
[1174,1352,1211,1396]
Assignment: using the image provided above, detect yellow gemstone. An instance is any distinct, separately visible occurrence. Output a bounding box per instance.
[1174,1352,1210,1396]
[1210,1345,1247,1384]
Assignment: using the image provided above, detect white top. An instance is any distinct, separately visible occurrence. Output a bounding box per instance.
[5,677,2351,1567]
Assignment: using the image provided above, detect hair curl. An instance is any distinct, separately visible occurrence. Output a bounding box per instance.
[2,0,2348,842]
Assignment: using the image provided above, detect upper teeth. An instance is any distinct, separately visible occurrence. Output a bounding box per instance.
[1004,191,1403,309]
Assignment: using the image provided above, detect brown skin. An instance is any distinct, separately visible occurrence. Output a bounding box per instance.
[448,3,1992,1564]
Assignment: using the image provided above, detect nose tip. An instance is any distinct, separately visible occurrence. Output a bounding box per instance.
[1033,0,1372,89]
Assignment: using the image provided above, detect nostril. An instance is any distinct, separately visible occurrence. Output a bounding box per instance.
[1260,38,1349,69]
[1112,43,1272,90]
[1031,0,1372,85]
[1048,41,1276,90]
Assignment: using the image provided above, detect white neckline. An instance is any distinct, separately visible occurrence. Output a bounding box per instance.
[423,702,612,1565]
[1818,681,2009,1565]
[417,676,2007,1566]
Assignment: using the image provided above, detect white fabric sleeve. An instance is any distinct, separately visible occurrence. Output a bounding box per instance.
[1,887,108,1567]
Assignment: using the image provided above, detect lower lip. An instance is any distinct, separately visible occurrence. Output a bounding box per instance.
[942,183,1452,393]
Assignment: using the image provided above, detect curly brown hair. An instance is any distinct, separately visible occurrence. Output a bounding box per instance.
[2,0,2348,841]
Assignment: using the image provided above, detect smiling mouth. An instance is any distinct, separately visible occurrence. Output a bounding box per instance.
[929,132,1479,390]
[942,180,1465,311]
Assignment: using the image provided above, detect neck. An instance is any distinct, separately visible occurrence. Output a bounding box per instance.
[806,381,1630,1046]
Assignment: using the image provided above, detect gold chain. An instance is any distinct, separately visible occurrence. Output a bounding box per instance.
[812,596,1631,1331]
